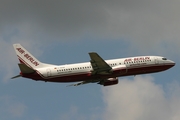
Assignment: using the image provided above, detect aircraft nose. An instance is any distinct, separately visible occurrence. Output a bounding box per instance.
[169,60,175,66]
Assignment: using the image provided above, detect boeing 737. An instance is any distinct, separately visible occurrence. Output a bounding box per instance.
[12,44,175,86]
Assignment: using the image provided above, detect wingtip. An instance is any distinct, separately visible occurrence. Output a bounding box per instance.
[89,52,97,54]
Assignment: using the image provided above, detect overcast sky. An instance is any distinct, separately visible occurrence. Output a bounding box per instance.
[0,0,180,120]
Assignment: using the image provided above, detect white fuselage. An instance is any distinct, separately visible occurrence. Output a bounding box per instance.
[24,56,174,82]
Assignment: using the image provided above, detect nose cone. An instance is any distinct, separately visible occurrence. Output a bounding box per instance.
[172,61,175,66]
[159,57,175,71]
[168,60,175,68]
[170,60,175,65]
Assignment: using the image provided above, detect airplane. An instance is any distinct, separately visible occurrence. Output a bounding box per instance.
[12,43,175,86]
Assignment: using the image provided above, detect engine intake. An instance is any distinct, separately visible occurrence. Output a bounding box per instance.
[99,77,118,86]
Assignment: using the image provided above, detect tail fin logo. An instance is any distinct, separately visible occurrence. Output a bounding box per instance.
[16,48,39,66]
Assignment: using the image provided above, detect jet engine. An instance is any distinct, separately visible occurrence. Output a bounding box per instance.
[99,77,118,86]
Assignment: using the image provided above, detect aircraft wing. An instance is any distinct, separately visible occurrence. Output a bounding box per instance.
[67,81,89,87]
[67,79,100,87]
[89,52,112,74]
[67,53,113,86]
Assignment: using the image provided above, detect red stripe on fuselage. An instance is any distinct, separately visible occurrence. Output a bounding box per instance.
[21,63,174,83]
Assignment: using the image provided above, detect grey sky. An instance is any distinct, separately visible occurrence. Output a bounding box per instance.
[0,1,179,40]
[1,0,180,55]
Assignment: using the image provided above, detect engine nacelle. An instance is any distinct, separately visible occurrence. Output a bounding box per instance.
[100,77,119,86]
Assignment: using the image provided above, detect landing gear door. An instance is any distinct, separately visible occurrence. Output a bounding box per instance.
[46,69,51,77]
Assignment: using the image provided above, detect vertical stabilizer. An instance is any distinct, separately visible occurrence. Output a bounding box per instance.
[13,44,54,69]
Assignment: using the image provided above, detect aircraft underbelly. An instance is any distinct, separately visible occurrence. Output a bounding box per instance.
[25,64,174,83]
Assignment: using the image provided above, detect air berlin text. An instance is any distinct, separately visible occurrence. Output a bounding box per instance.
[16,48,39,66]
[124,57,151,63]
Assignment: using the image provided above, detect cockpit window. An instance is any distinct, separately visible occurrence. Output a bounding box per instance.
[162,58,167,60]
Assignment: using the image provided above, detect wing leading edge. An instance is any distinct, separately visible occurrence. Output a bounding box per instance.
[89,52,112,75]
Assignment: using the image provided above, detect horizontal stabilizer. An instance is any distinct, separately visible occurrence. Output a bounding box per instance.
[18,63,35,74]
[11,74,21,79]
